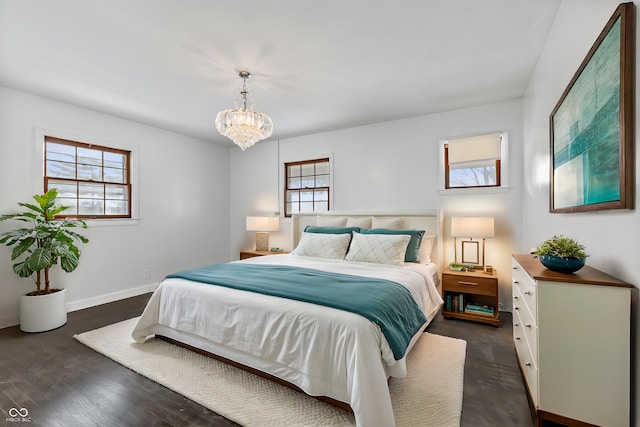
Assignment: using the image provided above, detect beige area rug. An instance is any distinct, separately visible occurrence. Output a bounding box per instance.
[75,318,466,427]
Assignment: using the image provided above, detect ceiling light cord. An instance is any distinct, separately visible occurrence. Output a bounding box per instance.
[239,71,250,110]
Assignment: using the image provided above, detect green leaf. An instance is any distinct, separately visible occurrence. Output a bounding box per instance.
[44,188,59,200]
[1,213,34,223]
[13,261,33,278]
[0,213,21,221]
[18,202,44,214]
[0,228,32,245]
[32,190,58,215]
[1,213,38,222]
[64,229,89,244]
[19,212,38,220]
[11,237,35,260]
[60,251,79,272]
[68,244,80,257]
[26,248,52,271]
[49,205,69,217]
[50,240,70,257]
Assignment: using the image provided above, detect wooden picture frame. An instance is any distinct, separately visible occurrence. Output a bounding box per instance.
[549,2,635,213]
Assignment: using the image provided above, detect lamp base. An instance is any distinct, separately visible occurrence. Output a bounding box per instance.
[255,232,269,251]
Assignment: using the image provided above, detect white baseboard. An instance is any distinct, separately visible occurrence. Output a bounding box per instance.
[0,283,159,330]
[66,283,159,313]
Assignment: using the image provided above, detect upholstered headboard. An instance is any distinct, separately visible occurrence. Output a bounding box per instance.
[291,210,443,272]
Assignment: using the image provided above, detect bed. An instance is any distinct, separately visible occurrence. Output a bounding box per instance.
[132,211,444,427]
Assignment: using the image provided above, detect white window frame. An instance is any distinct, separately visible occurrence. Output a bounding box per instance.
[439,130,510,194]
[34,129,140,226]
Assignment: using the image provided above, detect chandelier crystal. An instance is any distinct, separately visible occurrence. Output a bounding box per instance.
[215,71,273,150]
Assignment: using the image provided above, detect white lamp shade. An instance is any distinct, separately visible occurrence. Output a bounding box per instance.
[246,216,280,232]
[451,217,494,238]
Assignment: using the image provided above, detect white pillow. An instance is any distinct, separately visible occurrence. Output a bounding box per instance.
[346,216,372,229]
[317,216,347,226]
[419,234,437,263]
[371,217,404,230]
[291,232,351,260]
[345,232,411,266]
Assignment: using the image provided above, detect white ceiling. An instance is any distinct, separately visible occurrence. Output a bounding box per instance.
[0,0,562,147]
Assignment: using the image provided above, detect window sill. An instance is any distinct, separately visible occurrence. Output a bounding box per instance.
[85,218,139,227]
[438,187,511,196]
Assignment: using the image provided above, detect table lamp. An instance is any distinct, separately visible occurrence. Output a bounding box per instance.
[451,217,494,268]
[246,216,280,251]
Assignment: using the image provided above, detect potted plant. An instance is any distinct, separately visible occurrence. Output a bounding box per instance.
[532,235,588,273]
[0,189,88,332]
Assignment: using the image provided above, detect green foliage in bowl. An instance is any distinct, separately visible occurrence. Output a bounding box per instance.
[449,262,465,271]
[533,235,588,259]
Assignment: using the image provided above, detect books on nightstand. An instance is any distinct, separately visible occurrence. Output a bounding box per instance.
[445,295,495,316]
[464,303,495,316]
[446,294,494,315]
[445,294,465,312]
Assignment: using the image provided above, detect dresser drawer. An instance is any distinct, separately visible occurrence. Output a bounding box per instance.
[514,319,539,406]
[511,259,537,319]
[442,273,497,296]
[513,287,537,364]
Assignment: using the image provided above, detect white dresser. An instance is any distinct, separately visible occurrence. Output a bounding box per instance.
[512,254,632,427]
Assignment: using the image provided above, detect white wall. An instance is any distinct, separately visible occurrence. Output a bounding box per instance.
[522,0,639,423]
[0,87,231,327]
[231,99,524,310]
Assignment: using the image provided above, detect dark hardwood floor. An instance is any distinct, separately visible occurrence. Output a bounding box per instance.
[428,311,534,426]
[0,294,533,426]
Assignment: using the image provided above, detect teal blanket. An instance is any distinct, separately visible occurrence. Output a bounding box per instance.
[167,263,427,360]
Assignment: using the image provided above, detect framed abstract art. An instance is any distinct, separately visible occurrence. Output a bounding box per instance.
[549,2,634,213]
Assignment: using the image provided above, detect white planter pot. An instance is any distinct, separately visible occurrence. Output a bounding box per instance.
[20,288,67,333]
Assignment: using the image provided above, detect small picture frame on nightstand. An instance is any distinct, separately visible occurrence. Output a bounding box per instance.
[461,240,479,264]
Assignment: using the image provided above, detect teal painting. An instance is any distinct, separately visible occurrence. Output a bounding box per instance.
[552,19,620,209]
[550,3,634,213]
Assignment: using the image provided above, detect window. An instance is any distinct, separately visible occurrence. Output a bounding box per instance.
[284,158,330,217]
[44,136,131,218]
[444,133,503,189]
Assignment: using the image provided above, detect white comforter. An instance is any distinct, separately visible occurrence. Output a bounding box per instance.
[132,255,443,427]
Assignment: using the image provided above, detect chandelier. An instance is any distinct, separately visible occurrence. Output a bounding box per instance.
[215,71,274,150]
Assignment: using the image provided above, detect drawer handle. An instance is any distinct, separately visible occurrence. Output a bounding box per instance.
[515,336,521,340]
[514,323,519,327]
[524,291,532,295]
[458,281,478,286]
[525,362,531,367]
[512,266,518,270]
[525,324,532,328]
[513,280,520,285]
[513,296,519,300]
[514,306,519,310]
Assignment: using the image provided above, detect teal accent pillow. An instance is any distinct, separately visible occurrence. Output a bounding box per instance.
[360,228,425,263]
[304,226,361,234]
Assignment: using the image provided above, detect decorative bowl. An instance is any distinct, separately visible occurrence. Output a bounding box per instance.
[538,255,585,274]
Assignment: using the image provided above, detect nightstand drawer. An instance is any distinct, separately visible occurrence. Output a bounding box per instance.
[442,273,497,296]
